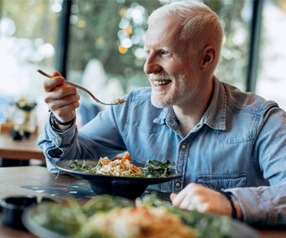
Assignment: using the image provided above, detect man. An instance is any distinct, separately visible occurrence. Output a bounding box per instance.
[39,1,286,225]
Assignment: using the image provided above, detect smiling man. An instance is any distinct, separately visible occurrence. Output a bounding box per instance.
[39,1,286,225]
[144,13,220,136]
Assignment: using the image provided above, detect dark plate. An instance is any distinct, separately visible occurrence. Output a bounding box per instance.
[55,160,181,199]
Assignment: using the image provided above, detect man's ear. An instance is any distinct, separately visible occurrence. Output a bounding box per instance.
[201,45,216,67]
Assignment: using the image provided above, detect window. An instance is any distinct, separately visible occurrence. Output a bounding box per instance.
[256,0,286,110]
[0,0,61,128]
[0,0,60,97]
[66,0,162,105]
[206,0,252,91]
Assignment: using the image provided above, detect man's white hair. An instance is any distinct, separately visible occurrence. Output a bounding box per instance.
[148,1,224,61]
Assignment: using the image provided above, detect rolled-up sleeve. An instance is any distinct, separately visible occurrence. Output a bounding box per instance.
[228,183,286,225]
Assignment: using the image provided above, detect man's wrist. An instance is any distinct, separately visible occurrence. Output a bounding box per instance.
[220,191,238,219]
[219,190,243,220]
[50,112,75,132]
[232,196,243,221]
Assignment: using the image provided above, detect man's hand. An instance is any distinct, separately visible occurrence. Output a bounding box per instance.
[43,71,80,124]
[170,183,242,219]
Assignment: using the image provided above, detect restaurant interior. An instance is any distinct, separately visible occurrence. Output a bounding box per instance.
[0,0,286,237]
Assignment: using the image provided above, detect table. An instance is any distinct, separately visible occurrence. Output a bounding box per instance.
[0,133,45,161]
[0,166,285,238]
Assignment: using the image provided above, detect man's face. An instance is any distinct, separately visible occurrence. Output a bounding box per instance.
[144,18,202,108]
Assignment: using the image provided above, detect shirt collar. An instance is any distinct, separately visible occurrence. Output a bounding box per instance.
[153,108,169,125]
[202,77,227,131]
[153,77,227,131]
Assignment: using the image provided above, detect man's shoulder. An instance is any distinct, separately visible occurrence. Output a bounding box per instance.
[222,82,279,115]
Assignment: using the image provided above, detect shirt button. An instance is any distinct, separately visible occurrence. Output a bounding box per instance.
[181,144,187,150]
[176,182,181,188]
[169,120,174,124]
[53,137,62,146]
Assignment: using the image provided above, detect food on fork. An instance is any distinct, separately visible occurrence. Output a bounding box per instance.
[113,98,126,105]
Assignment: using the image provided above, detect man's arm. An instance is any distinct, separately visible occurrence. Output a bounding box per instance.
[170,182,286,225]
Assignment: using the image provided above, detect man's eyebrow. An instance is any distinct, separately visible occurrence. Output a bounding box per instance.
[144,47,171,53]
[161,46,172,51]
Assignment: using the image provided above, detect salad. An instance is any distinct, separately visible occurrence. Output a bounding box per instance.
[70,153,176,178]
[24,194,258,238]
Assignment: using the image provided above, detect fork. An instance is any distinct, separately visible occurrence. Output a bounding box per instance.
[37,69,126,106]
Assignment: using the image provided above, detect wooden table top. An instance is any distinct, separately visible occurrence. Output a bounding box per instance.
[0,166,285,238]
[0,133,45,160]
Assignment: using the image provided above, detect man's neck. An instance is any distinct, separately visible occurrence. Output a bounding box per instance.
[173,79,214,137]
[173,107,204,137]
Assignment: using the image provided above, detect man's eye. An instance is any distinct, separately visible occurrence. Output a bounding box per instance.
[161,50,170,56]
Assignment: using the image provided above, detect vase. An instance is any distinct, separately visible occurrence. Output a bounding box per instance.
[13,109,37,134]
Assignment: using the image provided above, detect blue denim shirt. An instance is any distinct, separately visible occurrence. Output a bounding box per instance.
[38,77,286,225]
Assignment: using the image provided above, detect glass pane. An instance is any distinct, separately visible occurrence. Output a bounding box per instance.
[0,0,60,130]
[206,0,252,91]
[67,0,162,105]
[256,0,286,110]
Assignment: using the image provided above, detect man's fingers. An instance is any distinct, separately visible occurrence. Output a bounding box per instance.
[170,193,177,201]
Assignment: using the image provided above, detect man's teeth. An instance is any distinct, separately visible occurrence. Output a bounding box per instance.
[154,80,171,86]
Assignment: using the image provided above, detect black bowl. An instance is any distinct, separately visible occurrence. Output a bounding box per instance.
[55,160,181,199]
[0,195,37,230]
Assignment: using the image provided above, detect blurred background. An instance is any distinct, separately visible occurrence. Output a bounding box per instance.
[0,0,286,132]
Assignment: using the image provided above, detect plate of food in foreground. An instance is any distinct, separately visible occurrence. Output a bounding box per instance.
[23,194,260,238]
[55,153,181,199]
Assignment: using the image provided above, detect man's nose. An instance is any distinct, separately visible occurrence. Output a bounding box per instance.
[144,56,162,75]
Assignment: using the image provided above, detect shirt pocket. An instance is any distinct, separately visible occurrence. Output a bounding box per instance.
[196,174,246,190]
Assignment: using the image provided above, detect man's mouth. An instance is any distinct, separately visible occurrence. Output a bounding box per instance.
[153,79,172,87]
[149,74,172,87]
